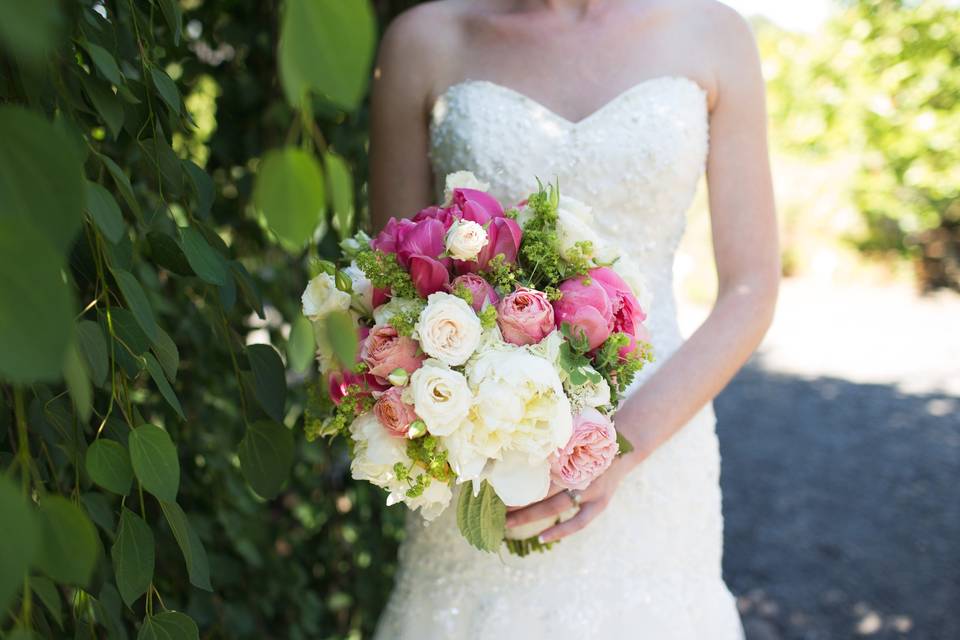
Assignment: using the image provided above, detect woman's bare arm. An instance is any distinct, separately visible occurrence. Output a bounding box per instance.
[369,6,455,233]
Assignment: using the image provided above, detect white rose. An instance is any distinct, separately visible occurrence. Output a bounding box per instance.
[407,359,472,436]
[443,170,490,204]
[342,262,373,315]
[415,292,482,366]
[564,369,612,413]
[350,412,452,521]
[444,219,488,261]
[302,273,350,320]
[372,297,423,327]
[612,255,654,312]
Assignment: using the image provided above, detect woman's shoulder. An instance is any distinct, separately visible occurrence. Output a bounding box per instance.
[380,1,468,61]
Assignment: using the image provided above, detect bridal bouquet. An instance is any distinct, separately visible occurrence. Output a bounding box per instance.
[302,172,653,554]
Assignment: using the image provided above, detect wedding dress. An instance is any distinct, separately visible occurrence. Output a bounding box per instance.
[374,76,744,640]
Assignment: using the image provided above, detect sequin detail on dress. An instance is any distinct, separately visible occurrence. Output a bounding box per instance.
[374,76,744,640]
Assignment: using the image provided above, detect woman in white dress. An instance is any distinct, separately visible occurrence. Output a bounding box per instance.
[368,1,779,638]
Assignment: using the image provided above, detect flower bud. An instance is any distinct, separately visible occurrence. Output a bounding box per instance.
[387,368,409,387]
[334,269,353,293]
[406,420,427,439]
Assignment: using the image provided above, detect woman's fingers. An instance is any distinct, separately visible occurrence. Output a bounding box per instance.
[538,500,604,543]
[505,490,576,527]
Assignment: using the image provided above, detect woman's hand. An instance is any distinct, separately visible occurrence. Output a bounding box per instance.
[505,455,636,543]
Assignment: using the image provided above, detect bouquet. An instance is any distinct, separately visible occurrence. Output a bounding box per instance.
[302,171,654,555]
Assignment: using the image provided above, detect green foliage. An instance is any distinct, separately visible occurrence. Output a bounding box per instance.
[355,248,419,299]
[456,480,507,553]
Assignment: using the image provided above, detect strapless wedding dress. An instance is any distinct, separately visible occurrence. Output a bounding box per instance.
[374,76,744,640]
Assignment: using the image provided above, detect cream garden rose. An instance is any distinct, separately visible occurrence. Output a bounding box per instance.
[415,292,482,366]
[445,219,488,261]
[407,359,471,436]
[301,272,351,320]
[555,195,619,264]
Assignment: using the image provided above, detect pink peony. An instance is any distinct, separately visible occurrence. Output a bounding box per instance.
[360,324,424,380]
[450,273,499,313]
[373,387,419,437]
[550,408,619,491]
[589,267,646,337]
[497,287,555,346]
[552,276,614,350]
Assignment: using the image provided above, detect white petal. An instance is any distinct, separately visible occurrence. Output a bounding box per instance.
[486,452,552,507]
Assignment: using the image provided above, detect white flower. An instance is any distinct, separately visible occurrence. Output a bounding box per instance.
[555,196,618,264]
[415,292,482,366]
[444,219,488,261]
[564,368,612,413]
[443,170,490,204]
[407,359,472,436]
[612,255,654,311]
[342,262,373,315]
[301,273,350,321]
[349,412,452,521]
[372,297,422,326]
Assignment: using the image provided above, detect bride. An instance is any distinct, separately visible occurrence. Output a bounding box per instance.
[367,0,778,638]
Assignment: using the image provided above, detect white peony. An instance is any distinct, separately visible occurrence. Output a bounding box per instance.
[407,359,472,436]
[612,254,654,312]
[302,273,351,321]
[443,170,490,204]
[342,261,373,315]
[415,292,482,366]
[555,196,619,264]
[444,219,488,261]
[349,412,452,521]
[372,297,422,326]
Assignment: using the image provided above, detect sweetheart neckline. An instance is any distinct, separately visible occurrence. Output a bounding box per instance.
[431,75,708,128]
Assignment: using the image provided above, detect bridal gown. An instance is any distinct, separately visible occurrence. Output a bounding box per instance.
[373,76,744,639]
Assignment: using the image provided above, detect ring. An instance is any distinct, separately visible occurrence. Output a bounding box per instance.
[565,489,582,507]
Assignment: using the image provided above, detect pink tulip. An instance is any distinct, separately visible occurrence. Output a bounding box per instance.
[589,267,646,337]
[497,287,554,346]
[413,205,458,230]
[553,276,614,350]
[409,255,450,298]
[453,188,504,224]
[328,369,368,406]
[450,273,499,312]
[371,217,415,254]
[550,408,619,491]
[456,216,522,273]
[396,218,447,269]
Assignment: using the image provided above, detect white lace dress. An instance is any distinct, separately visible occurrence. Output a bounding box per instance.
[374,76,744,640]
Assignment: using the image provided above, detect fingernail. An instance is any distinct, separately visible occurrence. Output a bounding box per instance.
[537,535,547,544]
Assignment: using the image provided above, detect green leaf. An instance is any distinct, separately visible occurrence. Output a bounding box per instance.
[81,492,116,535]
[86,439,133,495]
[144,352,184,419]
[63,342,92,420]
[246,344,287,422]
[230,261,264,319]
[151,326,179,382]
[147,230,194,276]
[0,104,84,255]
[82,41,123,85]
[253,147,326,251]
[138,611,199,640]
[139,137,184,198]
[109,307,150,355]
[76,320,108,387]
[279,0,376,110]
[113,269,158,342]
[129,424,180,502]
[616,431,635,455]
[183,159,213,217]
[456,480,506,553]
[324,310,358,369]
[112,508,155,607]
[31,576,62,628]
[0,477,39,614]
[36,495,99,586]
[99,154,141,217]
[0,219,75,383]
[150,67,181,115]
[179,226,227,285]
[158,0,183,45]
[159,501,212,592]
[325,152,354,239]
[0,0,61,62]
[287,315,315,373]
[80,74,124,140]
[84,181,125,243]
[238,420,294,499]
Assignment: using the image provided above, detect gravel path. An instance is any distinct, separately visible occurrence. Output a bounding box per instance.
[706,280,960,640]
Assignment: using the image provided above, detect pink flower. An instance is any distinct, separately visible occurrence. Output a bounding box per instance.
[413,205,458,230]
[371,217,415,254]
[497,287,555,346]
[550,408,619,491]
[360,324,424,380]
[328,369,368,406]
[409,255,450,298]
[590,267,646,336]
[373,387,419,437]
[552,277,614,350]
[456,216,522,273]
[450,273,499,312]
[453,188,504,225]
[396,218,447,269]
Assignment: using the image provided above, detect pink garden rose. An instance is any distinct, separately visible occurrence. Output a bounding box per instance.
[589,267,647,337]
[373,387,419,437]
[550,407,619,491]
[497,287,555,346]
[450,273,499,313]
[360,324,424,380]
[552,276,614,350]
